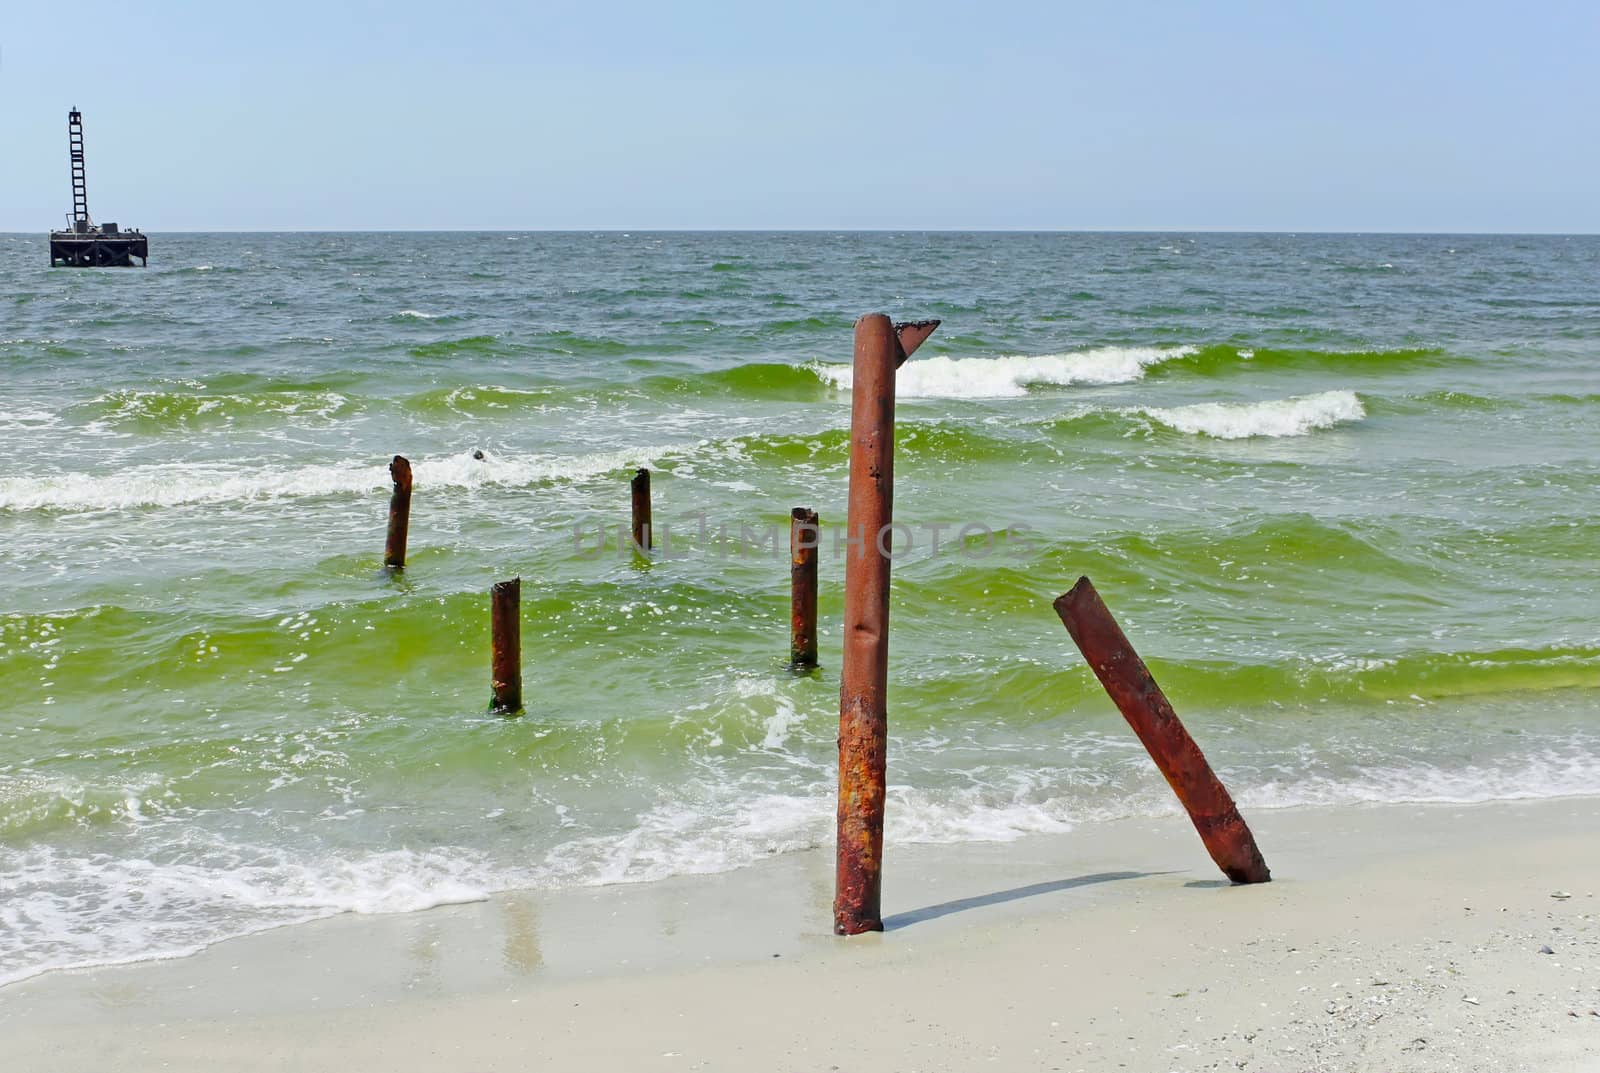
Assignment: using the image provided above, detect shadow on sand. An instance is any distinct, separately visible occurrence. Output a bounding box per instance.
[883,870,1169,930]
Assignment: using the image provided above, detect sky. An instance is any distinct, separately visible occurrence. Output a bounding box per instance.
[1,1,1596,232]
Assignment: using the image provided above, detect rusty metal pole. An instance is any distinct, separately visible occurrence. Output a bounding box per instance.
[789,508,819,669]
[489,578,523,715]
[1053,577,1270,884]
[630,468,653,553]
[384,455,412,570]
[834,314,938,935]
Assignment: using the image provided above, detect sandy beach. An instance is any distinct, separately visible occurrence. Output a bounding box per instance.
[3,796,1596,1072]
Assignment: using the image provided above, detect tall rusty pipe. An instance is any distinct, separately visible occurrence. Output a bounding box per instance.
[834,314,937,935]
[1053,577,1270,884]
[789,508,820,669]
[384,455,412,570]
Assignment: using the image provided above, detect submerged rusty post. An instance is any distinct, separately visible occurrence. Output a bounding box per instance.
[630,468,653,553]
[834,314,938,935]
[489,578,522,715]
[1053,577,1270,884]
[384,455,412,571]
[789,508,819,669]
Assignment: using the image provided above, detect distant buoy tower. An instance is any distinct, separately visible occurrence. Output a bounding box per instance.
[48,108,148,267]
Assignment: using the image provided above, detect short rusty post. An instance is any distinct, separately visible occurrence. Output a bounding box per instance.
[489,578,522,715]
[789,508,819,668]
[1053,577,1270,884]
[834,314,938,935]
[630,468,653,553]
[384,455,412,570]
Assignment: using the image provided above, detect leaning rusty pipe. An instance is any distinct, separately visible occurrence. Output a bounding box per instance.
[489,577,523,715]
[1053,577,1270,884]
[790,508,820,669]
[384,455,412,570]
[834,314,938,935]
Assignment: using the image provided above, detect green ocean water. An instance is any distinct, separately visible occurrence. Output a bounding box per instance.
[1,231,1597,984]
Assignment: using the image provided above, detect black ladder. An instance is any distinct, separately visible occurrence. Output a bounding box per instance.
[68,108,89,228]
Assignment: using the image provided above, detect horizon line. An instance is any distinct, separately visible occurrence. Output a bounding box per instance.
[3,227,1598,237]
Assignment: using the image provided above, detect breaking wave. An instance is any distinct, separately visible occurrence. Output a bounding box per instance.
[1139,390,1365,439]
[0,448,664,512]
[810,346,1198,398]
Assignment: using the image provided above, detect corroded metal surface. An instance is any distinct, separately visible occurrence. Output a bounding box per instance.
[892,319,940,366]
[630,468,653,552]
[835,312,938,935]
[1053,577,1271,884]
[384,455,412,570]
[789,508,820,669]
[489,578,523,715]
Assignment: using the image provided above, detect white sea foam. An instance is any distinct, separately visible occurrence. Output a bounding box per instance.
[887,780,1078,843]
[810,346,1197,399]
[1239,746,1600,811]
[0,447,663,512]
[539,792,827,888]
[0,844,491,988]
[1140,390,1364,439]
[396,309,446,319]
[0,409,60,431]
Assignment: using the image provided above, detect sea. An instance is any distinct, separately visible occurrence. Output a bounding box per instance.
[1,231,1597,987]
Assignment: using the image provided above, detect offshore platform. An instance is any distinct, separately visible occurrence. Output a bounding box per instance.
[48,109,148,267]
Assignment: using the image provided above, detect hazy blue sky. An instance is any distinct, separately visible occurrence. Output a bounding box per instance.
[2,1,1595,231]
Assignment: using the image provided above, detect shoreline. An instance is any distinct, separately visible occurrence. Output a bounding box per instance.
[4,796,1598,1071]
